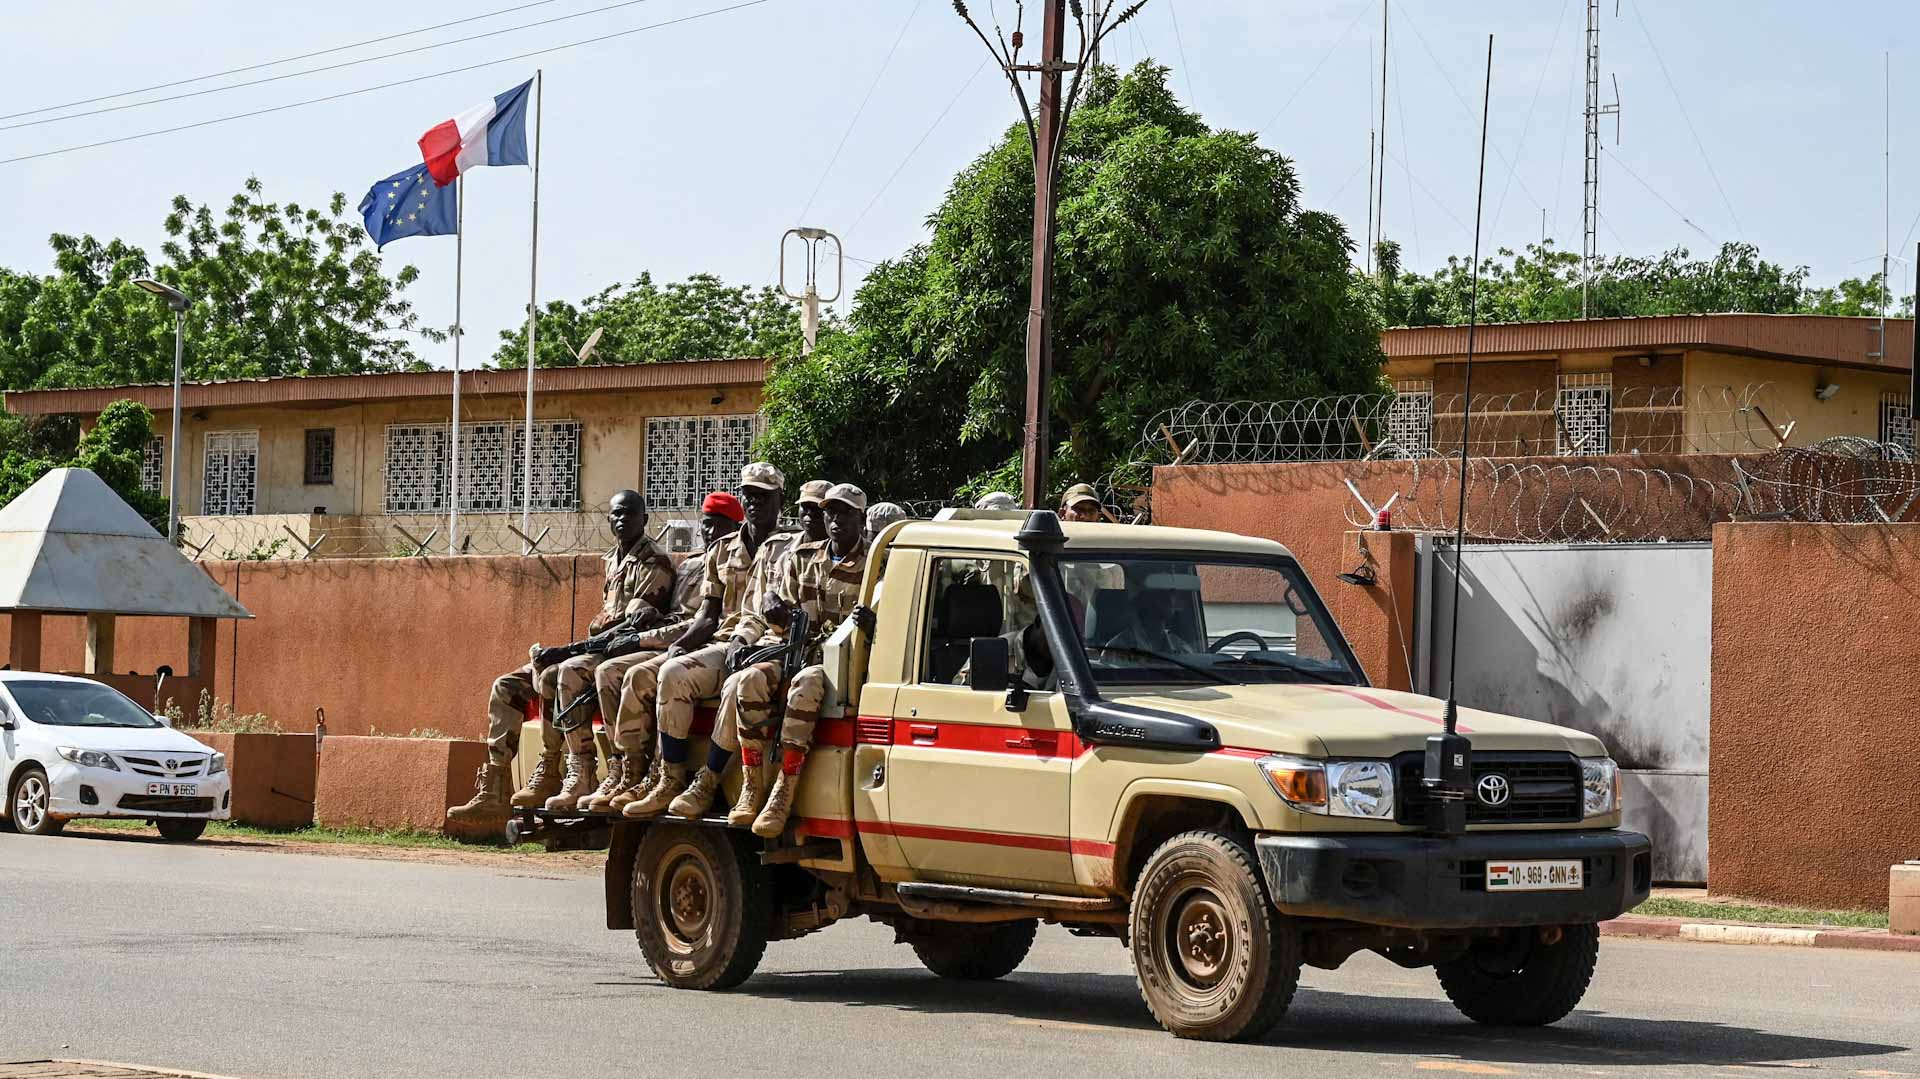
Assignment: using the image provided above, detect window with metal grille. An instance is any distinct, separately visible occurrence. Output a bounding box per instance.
[202,431,259,515]
[384,421,581,514]
[1881,392,1913,452]
[1556,372,1612,455]
[1387,379,1434,454]
[384,424,449,513]
[458,422,511,512]
[644,414,762,512]
[140,438,163,494]
[304,429,335,485]
[511,421,582,512]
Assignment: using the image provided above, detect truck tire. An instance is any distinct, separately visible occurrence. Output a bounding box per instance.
[909,920,1037,980]
[632,823,770,990]
[10,767,65,837]
[1129,830,1300,1042]
[155,818,207,842]
[1435,924,1600,1026]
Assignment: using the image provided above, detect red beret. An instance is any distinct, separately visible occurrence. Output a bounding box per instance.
[701,491,744,523]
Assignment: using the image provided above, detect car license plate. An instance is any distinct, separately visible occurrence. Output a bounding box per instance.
[146,783,197,797]
[1486,859,1583,892]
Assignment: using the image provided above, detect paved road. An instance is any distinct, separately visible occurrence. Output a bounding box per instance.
[3,832,1916,1079]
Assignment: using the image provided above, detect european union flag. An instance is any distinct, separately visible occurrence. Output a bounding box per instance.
[358,163,457,248]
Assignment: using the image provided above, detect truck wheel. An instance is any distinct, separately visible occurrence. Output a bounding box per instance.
[1129,830,1300,1042]
[1435,924,1600,1026]
[156,818,207,842]
[632,823,770,990]
[910,920,1037,980]
[10,767,65,836]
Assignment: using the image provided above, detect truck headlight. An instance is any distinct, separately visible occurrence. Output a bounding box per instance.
[57,747,119,771]
[1257,756,1395,819]
[1581,756,1619,817]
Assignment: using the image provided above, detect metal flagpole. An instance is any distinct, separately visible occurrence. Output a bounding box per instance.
[521,69,542,550]
[450,179,464,556]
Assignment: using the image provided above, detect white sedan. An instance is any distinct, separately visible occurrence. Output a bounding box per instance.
[0,672,231,841]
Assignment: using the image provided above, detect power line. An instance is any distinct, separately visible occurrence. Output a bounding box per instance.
[846,59,989,237]
[1490,0,1572,239]
[795,0,926,224]
[0,0,561,124]
[0,0,669,134]
[0,0,777,168]
[1166,0,1198,107]
[1389,0,1547,213]
[1603,146,1713,243]
[1254,1,1372,135]
[1625,0,1743,238]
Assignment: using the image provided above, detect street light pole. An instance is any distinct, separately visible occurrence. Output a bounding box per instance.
[134,279,190,544]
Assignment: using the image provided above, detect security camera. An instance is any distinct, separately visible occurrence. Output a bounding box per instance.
[1815,381,1840,402]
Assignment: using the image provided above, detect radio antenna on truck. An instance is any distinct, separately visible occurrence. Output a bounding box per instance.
[1422,34,1495,836]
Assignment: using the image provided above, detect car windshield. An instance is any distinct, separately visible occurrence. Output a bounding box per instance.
[1059,555,1361,688]
[5,679,163,728]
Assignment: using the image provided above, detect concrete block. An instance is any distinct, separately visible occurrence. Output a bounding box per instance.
[1894,864,1920,936]
[190,731,316,829]
[315,735,490,833]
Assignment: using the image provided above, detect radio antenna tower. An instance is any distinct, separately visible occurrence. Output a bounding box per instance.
[1581,0,1621,318]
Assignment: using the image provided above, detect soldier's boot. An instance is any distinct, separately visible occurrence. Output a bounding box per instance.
[608,755,661,814]
[577,753,624,812]
[446,761,511,824]
[751,753,805,839]
[726,742,771,827]
[544,752,599,812]
[668,767,724,820]
[584,752,642,813]
[622,762,686,819]
[510,752,563,808]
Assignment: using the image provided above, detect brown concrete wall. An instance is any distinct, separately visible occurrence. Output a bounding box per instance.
[1710,522,1920,910]
[191,731,317,829]
[314,735,489,832]
[1326,530,1417,691]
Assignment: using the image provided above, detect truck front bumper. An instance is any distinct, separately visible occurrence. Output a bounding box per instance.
[1254,829,1651,930]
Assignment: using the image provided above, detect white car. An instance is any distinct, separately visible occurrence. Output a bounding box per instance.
[0,672,231,841]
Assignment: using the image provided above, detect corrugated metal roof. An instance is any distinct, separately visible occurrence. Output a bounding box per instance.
[1383,314,1915,372]
[2,357,772,416]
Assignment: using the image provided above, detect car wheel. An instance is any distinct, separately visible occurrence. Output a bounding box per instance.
[10,767,65,836]
[1435,924,1600,1026]
[631,823,770,990]
[156,818,208,842]
[909,919,1038,980]
[1129,829,1300,1042]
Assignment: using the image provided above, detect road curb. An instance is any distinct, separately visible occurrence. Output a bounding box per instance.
[1601,915,1920,953]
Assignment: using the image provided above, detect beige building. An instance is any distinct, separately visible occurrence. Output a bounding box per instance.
[3,359,768,557]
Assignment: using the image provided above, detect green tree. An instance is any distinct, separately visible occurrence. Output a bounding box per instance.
[760,62,1384,501]
[491,272,802,368]
[0,399,166,531]
[0,177,435,391]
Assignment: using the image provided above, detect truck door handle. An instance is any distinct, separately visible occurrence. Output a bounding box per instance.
[909,724,938,745]
[1005,736,1055,750]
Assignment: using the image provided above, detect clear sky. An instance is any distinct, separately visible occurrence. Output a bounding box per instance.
[3,0,1917,372]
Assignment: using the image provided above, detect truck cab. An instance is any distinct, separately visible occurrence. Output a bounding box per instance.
[602,510,1650,1042]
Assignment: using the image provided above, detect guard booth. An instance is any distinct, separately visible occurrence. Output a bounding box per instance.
[0,468,251,713]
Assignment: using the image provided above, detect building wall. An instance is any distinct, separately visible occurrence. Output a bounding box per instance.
[1709,521,1920,909]
[1682,349,1908,448]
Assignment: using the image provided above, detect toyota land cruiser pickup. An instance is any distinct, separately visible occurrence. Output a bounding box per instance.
[554,510,1649,1042]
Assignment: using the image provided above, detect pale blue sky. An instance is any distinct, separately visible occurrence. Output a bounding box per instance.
[3,0,1917,372]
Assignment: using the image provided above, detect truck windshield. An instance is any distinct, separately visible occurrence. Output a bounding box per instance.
[1058,555,1361,688]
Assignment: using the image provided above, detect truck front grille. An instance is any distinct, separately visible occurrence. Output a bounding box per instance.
[1393,751,1583,825]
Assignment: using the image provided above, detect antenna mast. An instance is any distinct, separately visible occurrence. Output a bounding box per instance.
[1377,0,1389,259]
[1582,0,1620,318]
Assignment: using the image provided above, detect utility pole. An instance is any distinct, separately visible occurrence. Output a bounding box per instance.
[780,227,842,355]
[1582,0,1621,318]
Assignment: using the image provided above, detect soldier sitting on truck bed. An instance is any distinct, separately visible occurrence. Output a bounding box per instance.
[617,462,800,819]
[578,491,743,812]
[694,482,876,837]
[447,490,674,826]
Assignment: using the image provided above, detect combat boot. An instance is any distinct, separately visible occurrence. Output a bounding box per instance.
[447,761,511,824]
[668,767,724,819]
[752,756,804,838]
[608,755,661,813]
[726,743,770,827]
[544,752,599,811]
[511,752,563,808]
[577,753,624,812]
[622,762,686,818]
[584,751,642,813]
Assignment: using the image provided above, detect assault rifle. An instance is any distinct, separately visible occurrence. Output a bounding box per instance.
[729,606,816,736]
[533,608,661,669]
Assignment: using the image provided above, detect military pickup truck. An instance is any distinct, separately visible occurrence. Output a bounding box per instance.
[545,510,1649,1042]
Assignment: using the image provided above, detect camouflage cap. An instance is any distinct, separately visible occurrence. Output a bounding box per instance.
[866,501,908,533]
[823,482,868,511]
[1061,482,1101,508]
[797,479,832,506]
[973,491,1018,510]
[739,461,785,491]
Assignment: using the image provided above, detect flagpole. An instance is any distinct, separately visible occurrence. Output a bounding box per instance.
[521,68,543,551]
[450,179,464,557]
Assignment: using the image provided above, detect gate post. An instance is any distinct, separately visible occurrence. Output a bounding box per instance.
[1332,530,1418,692]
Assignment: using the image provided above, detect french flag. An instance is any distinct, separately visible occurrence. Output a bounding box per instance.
[417,79,532,186]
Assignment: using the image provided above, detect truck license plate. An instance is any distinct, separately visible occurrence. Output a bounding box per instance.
[1486,859,1582,892]
[146,783,197,797]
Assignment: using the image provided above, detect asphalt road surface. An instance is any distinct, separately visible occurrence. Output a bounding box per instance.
[3,832,1917,1079]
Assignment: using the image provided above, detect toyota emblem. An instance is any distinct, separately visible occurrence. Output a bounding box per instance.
[165,759,177,771]
[1476,774,1511,806]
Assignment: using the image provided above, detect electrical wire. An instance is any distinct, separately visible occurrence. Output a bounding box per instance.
[794,0,926,224]
[1626,0,1744,237]
[0,0,561,124]
[1166,0,1197,108]
[1490,0,1571,240]
[846,59,989,237]
[1603,146,1714,243]
[0,0,669,134]
[1389,0,1546,214]
[1254,1,1372,136]
[1382,147,1469,239]
[0,0,776,168]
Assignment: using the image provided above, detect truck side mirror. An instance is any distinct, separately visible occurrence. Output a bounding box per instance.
[968,636,1012,694]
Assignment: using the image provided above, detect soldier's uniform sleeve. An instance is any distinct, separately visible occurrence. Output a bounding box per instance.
[731,535,787,644]
[699,535,730,604]
[621,541,676,621]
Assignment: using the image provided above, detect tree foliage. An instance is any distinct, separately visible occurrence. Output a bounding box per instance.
[1370,239,1916,327]
[492,272,802,368]
[0,177,434,391]
[0,399,166,531]
[760,62,1384,501]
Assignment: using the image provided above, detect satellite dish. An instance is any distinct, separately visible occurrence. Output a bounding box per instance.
[575,326,604,364]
